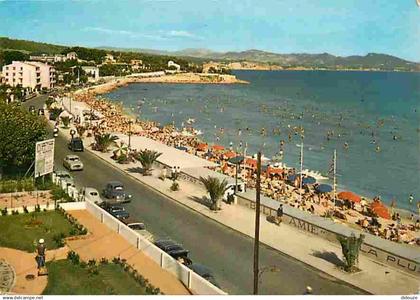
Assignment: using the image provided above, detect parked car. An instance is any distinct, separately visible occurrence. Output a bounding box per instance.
[29,105,36,114]
[111,210,130,220]
[80,187,102,204]
[154,239,189,260]
[54,170,75,187]
[68,137,84,152]
[123,219,154,242]
[102,181,132,203]
[100,202,130,220]
[38,108,45,116]
[187,263,220,288]
[63,154,84,171]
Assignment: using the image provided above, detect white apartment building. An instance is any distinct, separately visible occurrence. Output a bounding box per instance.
[2,61,55,91]
[81,66,100,82]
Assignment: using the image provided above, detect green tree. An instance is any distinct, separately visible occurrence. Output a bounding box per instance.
[337,233,365,272]
[134,150,162,176]
[0,101,47,177]
[199,176,229,211]
[93,133,118,152]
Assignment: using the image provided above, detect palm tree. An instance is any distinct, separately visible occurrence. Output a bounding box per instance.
[134,149,162,175]
[337,233,365,272]
[76,125,87,139]
[61,116,70,128]
[93,133,118,152]
[199,176,229,211]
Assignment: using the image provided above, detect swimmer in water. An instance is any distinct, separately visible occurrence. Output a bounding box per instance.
[344,142,349,150]
[375,145,381,152]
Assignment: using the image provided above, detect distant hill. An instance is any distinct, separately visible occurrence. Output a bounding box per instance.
[100,46,420,71]
[0,37,66,55]
[1,37,418,71]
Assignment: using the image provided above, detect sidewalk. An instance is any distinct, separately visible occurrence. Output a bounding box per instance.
[56,118,418,295]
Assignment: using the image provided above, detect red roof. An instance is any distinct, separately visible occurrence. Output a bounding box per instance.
[245,158,258,168]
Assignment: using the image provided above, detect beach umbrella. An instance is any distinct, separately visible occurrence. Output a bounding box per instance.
[196,143,208,152]
[212,144,225,152]
[315,184,333,193]
[245,158,258,169]
[267,167,283,176]
[228,156,245,165]
[370,202,391,220]
[338,191,361,203]
[176,146,188,151]
[302,176,316,185]
[223,151,237,159]
[287,174,297,183]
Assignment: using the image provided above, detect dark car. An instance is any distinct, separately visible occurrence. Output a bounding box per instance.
[29,105,36,114]
[102,181,132,203]
[68,137,84,152]
[111,210,130,220]
[38,108,45,116]
[187,263,220,288]
[154,239,189,259]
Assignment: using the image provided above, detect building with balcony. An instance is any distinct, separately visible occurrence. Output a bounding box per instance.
[1,61,55,91]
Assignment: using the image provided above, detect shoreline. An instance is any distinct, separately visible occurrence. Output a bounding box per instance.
[77,84,418,216]
[77,72,249,96]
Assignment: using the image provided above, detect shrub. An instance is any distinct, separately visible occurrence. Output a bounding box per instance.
[100,257,109,265]
[1,207,8,216]
[11,210,19,215]
[170,181,179,191]
[53,233,66,248]
[34,204,41,213]
[67,250,80,265]
[23,205,29,213]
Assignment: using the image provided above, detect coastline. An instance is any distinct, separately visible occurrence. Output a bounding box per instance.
[76,72,249,96]
[77,84,418,217]
[69,86,419,231]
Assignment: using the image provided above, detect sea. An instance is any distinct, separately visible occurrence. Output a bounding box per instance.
[105,70,420,212]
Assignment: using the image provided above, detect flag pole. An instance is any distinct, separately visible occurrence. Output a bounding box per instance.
[333,149,337,208]
[299,141,303,203]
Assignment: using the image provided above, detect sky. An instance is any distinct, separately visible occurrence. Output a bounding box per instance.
[0,0,419,61]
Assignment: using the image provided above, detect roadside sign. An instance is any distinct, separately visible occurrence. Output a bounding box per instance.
[35,139,55,178]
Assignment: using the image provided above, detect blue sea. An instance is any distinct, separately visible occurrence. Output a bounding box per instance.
[106,70,420,212]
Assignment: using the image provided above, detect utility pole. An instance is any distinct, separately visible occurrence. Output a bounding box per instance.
[253,151,262,295]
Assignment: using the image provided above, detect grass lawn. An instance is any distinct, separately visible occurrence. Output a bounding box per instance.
[43,260,149,295]
[0,210,77,252]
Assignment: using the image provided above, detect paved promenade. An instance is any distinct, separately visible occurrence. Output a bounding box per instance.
[86,135,419,295]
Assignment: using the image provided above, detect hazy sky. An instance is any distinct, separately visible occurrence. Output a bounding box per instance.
[0,0,419,61]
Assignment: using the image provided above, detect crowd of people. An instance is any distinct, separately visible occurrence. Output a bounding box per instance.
[71,92,420,247]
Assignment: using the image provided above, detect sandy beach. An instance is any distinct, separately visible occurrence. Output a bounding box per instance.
[54,88,420,248]
[76,72,248,96]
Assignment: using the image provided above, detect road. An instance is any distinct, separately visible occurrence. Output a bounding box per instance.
[24,95,365,295]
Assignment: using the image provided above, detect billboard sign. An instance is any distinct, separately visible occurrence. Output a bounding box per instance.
[35,139,55,178]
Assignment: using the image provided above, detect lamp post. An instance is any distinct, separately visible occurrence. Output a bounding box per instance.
[253,151,262,294]
[128,120,133,150]
[70,129,76,141]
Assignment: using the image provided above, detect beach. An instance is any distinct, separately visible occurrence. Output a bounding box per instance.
[57,85,420,248]
[76,72,248,96]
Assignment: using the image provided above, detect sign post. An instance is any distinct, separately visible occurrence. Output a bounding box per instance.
[34,139,55,178]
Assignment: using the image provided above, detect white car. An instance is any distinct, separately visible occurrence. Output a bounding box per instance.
[55,170,75,187]
[80,187,103,204]
[63,154,84,171]
[124,220,154,242]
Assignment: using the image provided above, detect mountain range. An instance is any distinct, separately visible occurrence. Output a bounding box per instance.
[99,46,420,71]
[0,37,418,71]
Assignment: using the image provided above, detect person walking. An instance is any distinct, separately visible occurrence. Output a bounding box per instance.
[36,238,47,275]
[276,204,284,225]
